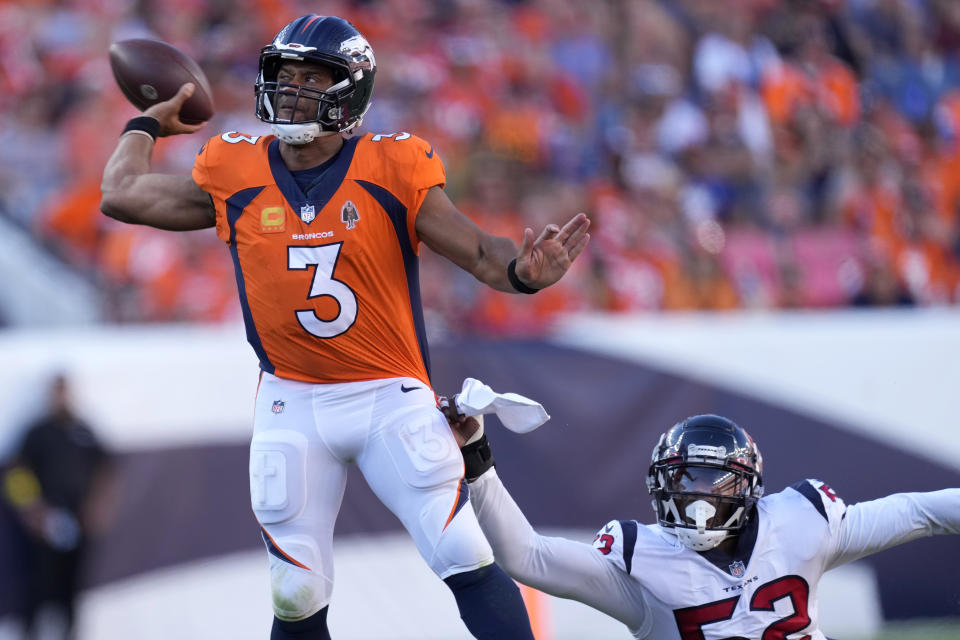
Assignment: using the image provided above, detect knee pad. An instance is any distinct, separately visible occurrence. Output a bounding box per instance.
[263,534,331,621]
[431,495,494,579]
[250,430,308,525]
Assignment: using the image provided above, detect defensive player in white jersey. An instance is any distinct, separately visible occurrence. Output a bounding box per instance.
[445,410,960,639]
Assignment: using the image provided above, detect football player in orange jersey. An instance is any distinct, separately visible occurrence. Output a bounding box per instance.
[100,14,589,640]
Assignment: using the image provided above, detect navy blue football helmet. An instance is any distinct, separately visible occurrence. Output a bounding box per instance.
[646,414,764,551]
[255,15,376,143]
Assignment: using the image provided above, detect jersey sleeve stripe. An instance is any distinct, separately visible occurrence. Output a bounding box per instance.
[226,186,275,375]
[356,179,432,381]
[268,137,360,213]
[791,480,829,522]
[619,520,638,575]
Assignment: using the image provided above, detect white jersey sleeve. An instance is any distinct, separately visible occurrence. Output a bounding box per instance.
[591,519,636,574]
[469,469,650,631]
[790,479,848,530]
[827,487,960,570]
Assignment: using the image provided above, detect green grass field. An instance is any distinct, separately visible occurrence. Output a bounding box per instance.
[855,620,960,640]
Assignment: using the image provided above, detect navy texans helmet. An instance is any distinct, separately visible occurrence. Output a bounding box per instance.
[646,414,764,551]
[255,15,376,144]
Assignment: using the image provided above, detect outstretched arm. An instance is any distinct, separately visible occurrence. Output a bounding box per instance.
[444,410,648,630]
[827,489,960,570]
[470,469,647,629]
[100,83,216,231]
[415,186,590,293]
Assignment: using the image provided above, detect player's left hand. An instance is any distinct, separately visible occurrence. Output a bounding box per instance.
[514,212,590,289]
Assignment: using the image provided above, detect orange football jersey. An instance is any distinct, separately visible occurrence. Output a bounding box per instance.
[192,131,444,385]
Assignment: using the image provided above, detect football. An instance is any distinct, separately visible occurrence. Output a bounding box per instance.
[109,39,215,124]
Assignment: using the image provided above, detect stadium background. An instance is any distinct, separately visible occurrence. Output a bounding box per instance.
[1,0,959,638]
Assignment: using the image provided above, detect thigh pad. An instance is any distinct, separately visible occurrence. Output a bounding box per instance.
[381,407,463,490]
[250,429,308,525]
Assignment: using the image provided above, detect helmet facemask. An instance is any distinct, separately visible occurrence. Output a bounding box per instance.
[258,58,357,130]
[648,461,759,551]
[646,415,764,552]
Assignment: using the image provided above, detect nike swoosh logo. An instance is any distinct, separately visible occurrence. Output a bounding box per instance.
[401,384,423,393]
[604,524,614,533]
[424,146,434,159]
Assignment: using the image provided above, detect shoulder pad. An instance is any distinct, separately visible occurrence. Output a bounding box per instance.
[197,131,270,163]
[208,131,270,152]
[791,479,847,527]
[193,131,271,199]
[354,132,445,202]
[362,131,435,162]
[592,519,639,575]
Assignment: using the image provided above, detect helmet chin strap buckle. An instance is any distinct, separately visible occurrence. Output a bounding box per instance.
[686,499,716,534]
[271,122,336,145]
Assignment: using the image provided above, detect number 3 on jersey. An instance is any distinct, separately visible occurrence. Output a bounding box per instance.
[287,244,358,338]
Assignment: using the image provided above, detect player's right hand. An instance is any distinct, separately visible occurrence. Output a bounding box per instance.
[142,83,207,137]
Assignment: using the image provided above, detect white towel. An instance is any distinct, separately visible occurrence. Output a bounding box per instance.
[453,377,550,434]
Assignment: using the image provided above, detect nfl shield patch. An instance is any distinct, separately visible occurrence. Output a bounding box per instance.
[300,204,316,223]
[271,400,285,414]
[729,560,746,577]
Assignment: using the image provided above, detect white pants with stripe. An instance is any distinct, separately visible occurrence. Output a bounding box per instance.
[250,372,493,621]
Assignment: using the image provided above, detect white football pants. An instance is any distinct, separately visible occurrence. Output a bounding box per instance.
[250,372,493,621]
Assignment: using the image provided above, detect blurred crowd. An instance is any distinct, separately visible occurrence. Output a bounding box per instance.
[3,0,960,335]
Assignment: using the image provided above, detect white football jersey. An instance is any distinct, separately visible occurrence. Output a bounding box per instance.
[593,479,844,639]
[470,470,960,640]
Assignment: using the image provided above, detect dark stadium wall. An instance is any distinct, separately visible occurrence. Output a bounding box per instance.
[0,339,957,621]
[0,500,26,614]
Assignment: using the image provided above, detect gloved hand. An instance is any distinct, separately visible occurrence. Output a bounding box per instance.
[439,398,493,482]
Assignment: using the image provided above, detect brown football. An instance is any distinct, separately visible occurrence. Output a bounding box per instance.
[109,39,214,124]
